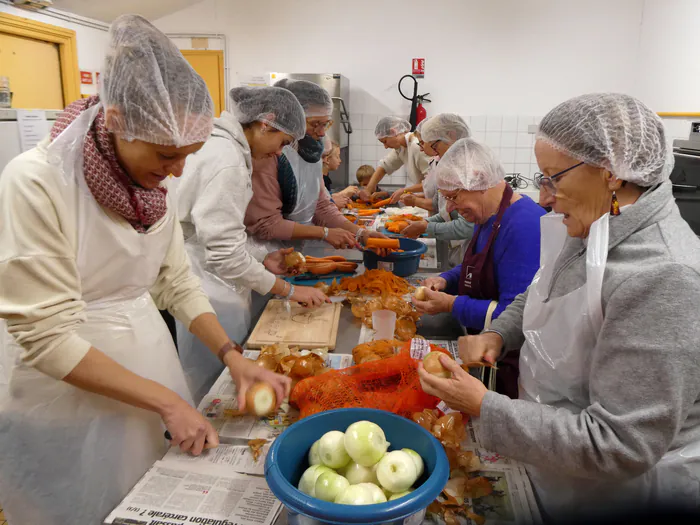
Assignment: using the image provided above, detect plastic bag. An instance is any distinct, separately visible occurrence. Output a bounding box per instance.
[290,350,440,419]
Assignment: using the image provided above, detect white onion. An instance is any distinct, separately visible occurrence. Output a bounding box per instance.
[389,489,414,501]
[319,430,351,469]
[314,471,350,502]
[401,448,424,478]
[376,450,418,493]
[308,440,321,466]
[356,482,387,503]
[339,461,379,485]
[298,465,332,496]
[334,484,375,505]
[344,421,390,467]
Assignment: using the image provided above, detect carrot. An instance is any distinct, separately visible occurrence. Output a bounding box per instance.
[371,198,392,209]
[365,238,400,249]
[335,262,358,273]
[357,209,381,216]
[305,256,347,262]
[309,262,337,274]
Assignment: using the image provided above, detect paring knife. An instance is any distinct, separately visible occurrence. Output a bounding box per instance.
[164,430,256,447]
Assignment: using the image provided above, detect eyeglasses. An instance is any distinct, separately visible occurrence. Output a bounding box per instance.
[307,119,333,131]
[429,140,442,151]
[440,189,462,203]
[534,162,585,196]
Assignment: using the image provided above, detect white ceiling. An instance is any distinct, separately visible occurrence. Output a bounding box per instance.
[49,0,204,23]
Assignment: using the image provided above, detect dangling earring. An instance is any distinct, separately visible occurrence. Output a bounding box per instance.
[610,191,620,216]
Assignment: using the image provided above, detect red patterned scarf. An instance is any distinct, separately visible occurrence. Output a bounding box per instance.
[50,96,167,233]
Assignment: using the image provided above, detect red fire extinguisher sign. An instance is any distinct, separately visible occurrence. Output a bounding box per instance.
[412,58,425,78]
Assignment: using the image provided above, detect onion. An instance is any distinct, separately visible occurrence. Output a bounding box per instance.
[319,430,351,469]
[245,382,277,417]
[414,286,428,301]
[339,461,379,485]
[356,482,387,503]
[389,489,414,501]
[376,450,418,493]
[255,354,278,372]
[401,448,424,478]
[334,484,375,505]
[314,471,350,502]
[344,421,390,467]
[285,251,307,272]
[308,440,322,466]
[298,465,332,496]
[422,351,452,378]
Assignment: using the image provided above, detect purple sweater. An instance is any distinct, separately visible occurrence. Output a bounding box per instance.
[441,196,545,331]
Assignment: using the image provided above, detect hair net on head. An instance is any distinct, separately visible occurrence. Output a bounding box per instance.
[375,116,411,139]
[420,113,471,144]
[229,86,306,140]
[436,138,505,192]
[537,93,673,187]
[273,79,333,118]
[100,14,213,147]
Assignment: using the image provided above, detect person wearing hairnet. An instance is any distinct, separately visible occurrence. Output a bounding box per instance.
[418,93,700,518]
[246,79,384,250]
[174,86,327,403]
[412,138,544,398]
[400,114,476,265]
[0,16,290,525]
[358,116,431,203]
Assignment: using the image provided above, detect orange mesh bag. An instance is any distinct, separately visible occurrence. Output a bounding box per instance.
[290,349,440,419]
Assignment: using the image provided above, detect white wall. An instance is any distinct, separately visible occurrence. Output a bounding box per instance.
[153,0,645,116]
[0,2,109,96]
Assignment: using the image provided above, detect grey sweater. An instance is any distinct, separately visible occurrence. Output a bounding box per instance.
[480,180,700,506]
[426,210,475,242]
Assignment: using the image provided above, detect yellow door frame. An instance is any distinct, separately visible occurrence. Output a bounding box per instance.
[181,50,225,116]
[0,12,81,107]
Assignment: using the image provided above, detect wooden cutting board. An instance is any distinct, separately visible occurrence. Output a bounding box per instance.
[245,299,342,349]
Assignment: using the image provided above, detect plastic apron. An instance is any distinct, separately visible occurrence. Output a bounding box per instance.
[0,104,194,525]
[519,212,700,516]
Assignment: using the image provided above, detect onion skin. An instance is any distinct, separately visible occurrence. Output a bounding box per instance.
[414,286,428,301]
[245,382,277,416]
[423,351,452,378]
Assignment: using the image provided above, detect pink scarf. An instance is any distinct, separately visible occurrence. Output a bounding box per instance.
[50,96,167,233]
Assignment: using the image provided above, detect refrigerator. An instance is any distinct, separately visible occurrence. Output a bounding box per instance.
[0,109,59,174]
[269,73,353,187]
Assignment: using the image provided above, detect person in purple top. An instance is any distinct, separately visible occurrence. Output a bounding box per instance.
[412,138,544,398]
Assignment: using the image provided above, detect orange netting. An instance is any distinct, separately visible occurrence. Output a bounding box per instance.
[290,349,440,419]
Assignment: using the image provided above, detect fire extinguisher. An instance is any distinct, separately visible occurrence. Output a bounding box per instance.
[398,75,431,131]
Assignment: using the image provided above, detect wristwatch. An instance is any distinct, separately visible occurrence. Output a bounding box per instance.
[217,340,243,363]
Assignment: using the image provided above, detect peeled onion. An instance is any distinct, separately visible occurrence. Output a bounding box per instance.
[376,450,418,493]
[344,421,390,467]
[318,430,351,469]
[414,286,428,301]
[356,482,387,503]
[285,251,307,272]
[245,382,277,416]
[422,351,452,378]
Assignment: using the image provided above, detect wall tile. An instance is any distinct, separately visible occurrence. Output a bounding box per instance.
[501,132,518,148]
[484,131,502,148]
[377,145,388,161]
[350,131,361,146]
[350,113,362,130]
[487,115,503,132]
[516,132,533,148]
[528,164,541,178]
[515,148,532,164]
[363,113,379,131]
[350,145,362,161]
[517,116,535,132]
[472,130,486,142]
[362,129,376,146]
[514,164,531,185]
[500,148,517,164]
[470,116,487,132]
[349,161,362,177]
[502,163,515,174]
[502,116,518,132]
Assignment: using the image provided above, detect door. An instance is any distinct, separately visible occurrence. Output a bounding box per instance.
[0,32,64,109]
[181,50,225,117]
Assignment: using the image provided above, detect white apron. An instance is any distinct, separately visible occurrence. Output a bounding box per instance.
[0,104,192,525]
[519,212,700,516]
[247,144,323,254]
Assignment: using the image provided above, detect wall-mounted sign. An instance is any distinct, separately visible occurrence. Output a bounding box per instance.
[80,71,93,85]
[412,58,425,78]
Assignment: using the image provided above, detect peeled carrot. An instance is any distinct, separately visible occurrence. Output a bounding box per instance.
[335,262,358,272]
[365,238,400,249]
[309,262,337,274]
[357,209,381,216]
[371,198,392,209]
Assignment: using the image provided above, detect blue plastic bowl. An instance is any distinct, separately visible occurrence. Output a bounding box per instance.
[265,408,448,525]
[363,238,428,277]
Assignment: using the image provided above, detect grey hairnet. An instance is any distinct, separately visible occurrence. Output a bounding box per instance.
[436,138,505,192]
[537,93,673,187]
[420,113,471,144]
[229,86,306,140]
[274,79,333,118]
[100,14,213,147]
[375,116,411,139]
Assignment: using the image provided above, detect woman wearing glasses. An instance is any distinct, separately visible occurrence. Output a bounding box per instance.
[358,116,432,203]
[245,79,379,251]
[418,93,700,518]
[412,137,545,399]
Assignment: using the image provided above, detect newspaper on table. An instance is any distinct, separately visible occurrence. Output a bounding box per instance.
[104,461,281,525]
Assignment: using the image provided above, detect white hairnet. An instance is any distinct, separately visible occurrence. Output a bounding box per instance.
[420,113,471,144]
[229,86,306,140]
[100,15,213,147]
[436,138,505,192]
[375,116,411,139]
[537,93,673,187]
[273,79,333,118]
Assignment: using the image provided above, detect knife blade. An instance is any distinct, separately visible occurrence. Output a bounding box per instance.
[164,430,257,447]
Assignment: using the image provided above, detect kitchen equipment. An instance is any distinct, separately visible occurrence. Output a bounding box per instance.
[245,299,342,349]
[363,238,428,277]
[270,73,352,187]
[265,407,449,525]
[671,122,700,236]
